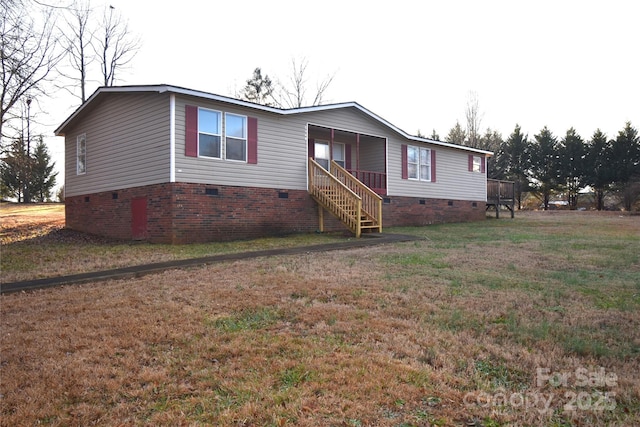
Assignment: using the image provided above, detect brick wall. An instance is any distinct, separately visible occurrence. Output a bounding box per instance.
[169,183,344,243]
[66,183,345,243]
[382,196,486,227]
[66,183,486,243]
[65,184,174,242]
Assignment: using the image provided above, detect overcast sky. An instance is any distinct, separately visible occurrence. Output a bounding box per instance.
[44,0,639,186]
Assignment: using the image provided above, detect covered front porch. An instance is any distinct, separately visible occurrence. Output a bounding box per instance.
[307,124,387,195]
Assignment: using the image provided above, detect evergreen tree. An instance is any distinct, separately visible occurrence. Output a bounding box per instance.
[529,126,561,210]
[479,128,503,179]
[584,129,613,211]
[446,121,466,145]
[0,135,57,202]
[558,128,586,209]
[611,122,640,210]
[501,125,531,209]
[30,137,57,202]
[240,68,275,106]
[0,137,31,202]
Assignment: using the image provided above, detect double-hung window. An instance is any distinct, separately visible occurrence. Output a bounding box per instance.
[314,141,330,169]
[198,108,221,158]
[407,145,431,181]
[314,141,345,169]
[333,143,345,168]
[77,133,86,175]
[186,105,257,163]
[225,113,247,161]
[468,154,485,173]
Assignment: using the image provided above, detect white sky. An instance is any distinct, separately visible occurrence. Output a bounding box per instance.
[42,0,639,189]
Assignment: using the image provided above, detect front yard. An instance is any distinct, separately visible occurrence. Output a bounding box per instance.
[1,210,639,426]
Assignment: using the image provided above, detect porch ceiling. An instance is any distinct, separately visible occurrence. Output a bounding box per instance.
[308,125,384,144]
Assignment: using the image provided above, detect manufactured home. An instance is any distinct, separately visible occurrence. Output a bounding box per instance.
[55,85,492,243]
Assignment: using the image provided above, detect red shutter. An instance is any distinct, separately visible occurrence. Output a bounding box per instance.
[431,150,436,182]
[247,117,258,164]
[401,144,408,179]
[468,154,474,172]
[185,105,198,157]
[480,156,486,173]
[345,144,352,170]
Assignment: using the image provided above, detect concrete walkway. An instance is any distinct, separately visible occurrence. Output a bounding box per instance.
[1,233,422,295]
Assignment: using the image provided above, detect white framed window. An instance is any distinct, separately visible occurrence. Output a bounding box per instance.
[315,140,345,169]
[407,145,431,181]
[314,140,330,169]
[472,155,482,172]
[333,142,345,168]
[77,133,86,175]
[468,154,485,173]
[225,113,247,161]
[198,108,221,158]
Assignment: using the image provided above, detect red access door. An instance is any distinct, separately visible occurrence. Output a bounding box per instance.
[131,197,147,240]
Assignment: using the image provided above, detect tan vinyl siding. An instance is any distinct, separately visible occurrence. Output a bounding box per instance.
[64,93,170,197]
[387,139,487,201]
[302,108,391,139]
[358,136,386,172]
[174,96,308,190]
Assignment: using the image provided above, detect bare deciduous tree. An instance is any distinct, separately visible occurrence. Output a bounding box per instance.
[465,90,483,148]
[275,57,335,108]
[1,0,62,144]
[95,4,140,86]
[58,0,94,102]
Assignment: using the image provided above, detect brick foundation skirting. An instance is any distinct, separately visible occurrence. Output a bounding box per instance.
[65,183,485,243]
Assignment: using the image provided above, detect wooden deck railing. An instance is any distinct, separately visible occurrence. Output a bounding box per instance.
[308,158,382,237]
[487,179,515,201]
[487,179,515,218]
[347,169,387,195]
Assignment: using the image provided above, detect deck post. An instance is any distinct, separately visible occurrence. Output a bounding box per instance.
[318,204,324,232]
[496,183,500,219]
[355,199,362,238]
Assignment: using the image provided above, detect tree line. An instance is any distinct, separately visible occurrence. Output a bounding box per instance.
[441,120,639,211]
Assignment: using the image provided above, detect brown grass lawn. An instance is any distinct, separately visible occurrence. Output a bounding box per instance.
[0,203,344,283]
[1,208,639,426]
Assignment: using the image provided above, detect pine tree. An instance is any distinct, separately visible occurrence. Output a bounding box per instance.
[0,138,31,202]
[240,68,275,106]
[479,128,503,179]
[0,136,57,202]
[30,137,57,202]
[529,126,561,210]
[559,128,586,210]
[502,125,531,209]
[611,122,640,210]
[584,129,613,211]
[446,121,466,145]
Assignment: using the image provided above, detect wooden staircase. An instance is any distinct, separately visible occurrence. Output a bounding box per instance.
[308,158,383,237]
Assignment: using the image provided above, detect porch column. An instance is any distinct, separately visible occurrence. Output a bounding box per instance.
[329,128,334,161]
[356,133,360,171]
